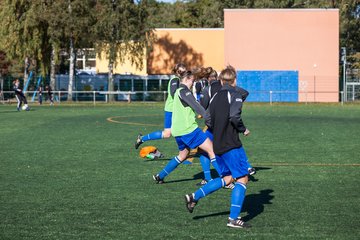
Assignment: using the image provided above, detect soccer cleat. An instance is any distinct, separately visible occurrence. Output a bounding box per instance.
[152,174,164,184]
[224,182,235,189]
[248,167,256,176]
[196,179,208,186]
[227,218,252,228]
[17,107,20,111]
[135,134,143,149]
[185,193,197,213]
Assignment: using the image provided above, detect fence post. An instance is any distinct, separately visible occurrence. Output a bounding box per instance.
[340,91,344,106]
[353,84,355,101]
[128,91,131,103]
[58,91,61,104]
[270,91,273,105]
[93,91,96,106]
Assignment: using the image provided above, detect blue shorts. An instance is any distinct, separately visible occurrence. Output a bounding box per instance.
[175,128,208,151]
[217,147,249,179]
[164,111,172,129]
[204,129,214,141]
[199,130,214,158]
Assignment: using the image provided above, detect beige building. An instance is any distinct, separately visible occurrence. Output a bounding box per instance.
[147,28,225,74]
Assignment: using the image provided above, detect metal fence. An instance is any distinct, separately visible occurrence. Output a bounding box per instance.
[1,73,358,104]
[0,90,347,105]
[0,90,168,104]
[346,82,360,102]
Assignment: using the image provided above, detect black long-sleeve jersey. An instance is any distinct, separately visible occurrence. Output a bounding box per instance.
[206,84,247,155]
[200,80,249,110]
[194,79,208,95]
[169,77,179,98]
[13,84,25,97]
[199,80,222,110]
[178,84,206,117]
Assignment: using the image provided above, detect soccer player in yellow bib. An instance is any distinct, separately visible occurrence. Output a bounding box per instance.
[152,70,216,184]
[135,63,186,149]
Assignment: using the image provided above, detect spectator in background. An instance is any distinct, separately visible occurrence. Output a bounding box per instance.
[46,85,54,106]
[38,86,43,105]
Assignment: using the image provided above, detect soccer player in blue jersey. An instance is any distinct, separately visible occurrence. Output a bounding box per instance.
[135,63,186,149]
[185,66,252,228]
[152,70,216,184]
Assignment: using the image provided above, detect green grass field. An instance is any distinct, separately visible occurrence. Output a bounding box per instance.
[1,103,359,239]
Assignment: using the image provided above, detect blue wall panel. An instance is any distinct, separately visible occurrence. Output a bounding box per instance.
[237,71,299,102]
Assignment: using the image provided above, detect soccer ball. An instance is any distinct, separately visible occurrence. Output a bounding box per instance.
[22,104,30,111]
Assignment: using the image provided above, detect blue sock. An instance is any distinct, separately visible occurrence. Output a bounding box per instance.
[229,182,247,220]
[142,130,163,142]
[199,155,212,181]
[158,156,181,179]
[210,157,221,177]
[194,177,225,201]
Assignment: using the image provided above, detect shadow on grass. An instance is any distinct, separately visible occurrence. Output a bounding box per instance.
[191,167,272,182]
[242,189,274,222]
[164,178,201,184]
[143,158,172,162]
[248,167,272,182]
[193,211,230,220]
[0,110,19,113]
[192,189,274,221]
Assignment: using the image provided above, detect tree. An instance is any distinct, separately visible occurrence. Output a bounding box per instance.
[44,0,96,100]
[93,0,153,101]
[0,50,10,92]
[0,1,52,88]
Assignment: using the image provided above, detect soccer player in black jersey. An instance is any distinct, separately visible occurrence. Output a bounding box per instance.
[185,66,252,228]
[197,68,255,186]
[13,79,29,111]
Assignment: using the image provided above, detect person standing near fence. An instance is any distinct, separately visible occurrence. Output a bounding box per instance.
[38,85,43,105]
[46,85,54,106]
[13,79,29,111]
[134,63,186,149]
[184,65,252,228]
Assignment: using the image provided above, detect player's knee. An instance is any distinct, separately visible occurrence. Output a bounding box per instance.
[162,130,171,138]
[223,175,233,185]
[235,175,248,185]
[177,150,189,162]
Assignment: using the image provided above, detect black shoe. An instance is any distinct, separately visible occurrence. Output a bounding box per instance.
[248,167,256,176]
[135,134,143,149]
[196,179,208,186]
[185,193,197,213]
[227,218,251,228]
[152,174,164,184]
